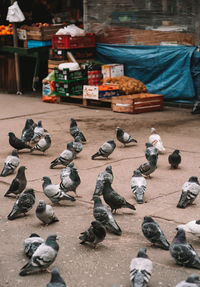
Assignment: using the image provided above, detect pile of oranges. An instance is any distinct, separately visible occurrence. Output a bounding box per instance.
[0,24,13,36]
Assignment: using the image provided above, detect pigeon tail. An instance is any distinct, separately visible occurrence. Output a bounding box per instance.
[159,240,170,250]
[107,222,122,236]
[91,152,101,160]
[50,159,59,169]
[7,208,19,220]
[131,272,145,287]
[177,192,188,208]
[124,201,136,210]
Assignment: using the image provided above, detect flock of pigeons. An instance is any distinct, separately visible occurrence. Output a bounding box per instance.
[1,118,200,286]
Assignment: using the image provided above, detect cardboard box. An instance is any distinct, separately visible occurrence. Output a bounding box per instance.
[101,64,124,83]
[83,85,120,100]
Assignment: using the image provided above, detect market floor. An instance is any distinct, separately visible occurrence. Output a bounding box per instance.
[0,92,200,287]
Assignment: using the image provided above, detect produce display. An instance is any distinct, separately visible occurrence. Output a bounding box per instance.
[0,24,13,35]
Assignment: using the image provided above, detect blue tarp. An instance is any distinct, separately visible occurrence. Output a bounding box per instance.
[96,43,198,102]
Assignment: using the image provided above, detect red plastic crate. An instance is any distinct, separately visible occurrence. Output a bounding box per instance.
[52,33,95,49]
[88,70,102,85]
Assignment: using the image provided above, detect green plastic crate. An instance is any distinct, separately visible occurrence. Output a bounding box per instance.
[55,78,88,97]
[54,67,88,82]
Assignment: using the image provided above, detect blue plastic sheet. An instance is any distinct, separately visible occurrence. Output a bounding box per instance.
[96,44,197,101]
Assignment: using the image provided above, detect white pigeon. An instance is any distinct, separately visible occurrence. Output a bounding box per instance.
[174,274,200,287]
[149,127,165,154]
[60,162,75,181]
[177,220,200,238]
[0,149,20,177]
[35,200,59,225]
[130,170,147,204]
[24,233,44,258]
[130,247,153,287]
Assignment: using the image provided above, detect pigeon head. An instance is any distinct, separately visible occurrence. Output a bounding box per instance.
[145,142,153,148]
[50,268,65,284]
[25,119,34,129]
[174,228,187,243]
[8,132,15,138]
[17,166,27,176]
[29,233,40,238]
[12,149,18,157]
[36,200,46,212]
[188,176,199,185]
[67,142,74,151]
[105,165,112,174]
[45,134,51,143]
[150,127,156,134]
[24,188,35,198]
[37,120,42,127]
[92,196,102,204]
[42,176,52,188]
[133,170,142,177]
[137,247,148,258]
[70,118,77,127]
[74,136,82,142]
[46,234,59,251]
[186,274,200,283]
[143,216,154,223]
[116,127,123,136]
[173,149,180,154]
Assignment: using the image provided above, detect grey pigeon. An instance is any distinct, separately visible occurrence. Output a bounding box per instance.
[42,176,76,204]
[130,170,147,204]
[7,188,35,220]
[145,142,158,163]
[116,127,137,146]
[50,142,75,169]
[149,127,165,154]
[92,165,114,199]
[0,149,20,177]
[102,177,136,213]
[142,216,170,250]
[91,139,116,160]
[4,165,27,197]
[31,134,51,153]
[70,118,86,142]
[24,233,44,258]
[70,136,83,157]
[31,120,47,143]
[170,228,200,269]
[177,177,200,208]
[93,196,122,235]
[19,234,59,276]
[8,132,32,151]
[79,220,106,247]
[36,200,59,225]
[177,220,200,238]
[60,162,75,181]
[168,149,181,169]
[175,274,200,287]
[47,268,66,287]
[130,247,153,287]
[21,119,34,143]
[138,158,157,178]
[60,167,81,197]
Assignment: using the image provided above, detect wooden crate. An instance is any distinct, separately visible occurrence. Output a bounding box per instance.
[112,93,164,114]
[48,59,69,74]
[23,25,63,41]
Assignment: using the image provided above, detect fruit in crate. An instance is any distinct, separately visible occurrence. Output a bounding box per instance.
[0,24,13,35]
[32,23,50,27]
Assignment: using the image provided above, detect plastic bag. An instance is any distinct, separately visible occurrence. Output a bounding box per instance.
[6,1,25,23]
[56,24,86,37]
[58,62,80,71]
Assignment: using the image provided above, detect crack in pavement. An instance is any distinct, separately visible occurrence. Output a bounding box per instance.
[150,189,180,201]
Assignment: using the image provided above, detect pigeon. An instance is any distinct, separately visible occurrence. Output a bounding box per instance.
[36,200,59,225]
[60,162,75,181]
[0,149,20,177]
[7,188,35,220]
[31,120,47,143]
[138,158,157,178]
[149,127,165,154]
[102,178,136,213]
[4,165,27,197]
[91,139,116,160]
[24,233,44,258]
[130,247,153,287]
[50,142,75,169]
[42,176,76,204]
[60,167,81,197]
[31,134,51,153]
[145,142,158,163]
[92,165,114,199]
[168,149,181,169]
[142,216,170,250]
[177,177,200,208]
[47,268,66,287]
[174,274,200,287]
[170,228,200,269]
[92,196,122,235]
[177,220,200,238]
[70,118,86,142]
[79,220,106,247]
[130,170,147,204]
[19,234,59,276]
[8,132,32,151]
[116,127,137,146]
[21,118,34,143]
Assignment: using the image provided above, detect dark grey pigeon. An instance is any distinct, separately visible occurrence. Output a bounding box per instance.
[24,233,44,258]
[60,162,75,182]
[130,247,153,287]
[31,120,47,143]
[93,196,122,235]
[79,220,106,248]
[47,268,66,287]
[92,165,113,199]
[7,188,35,220]
[60,167,81,197]
[31,134,51,153]
[116,127,137,146]
[168,149,181,169]
[138,158,157,178]
[175,274,200,287]
[102,177,136,213]
[50,142,75,169]
[21,119,34,143]
[0,149,20,177]
[145,142,158,163]
[42,176,76,204]
[91,139,116,160]
[19,234,59,276]
[177,177,200,208]
[36,200,59,225]
[170,228,200,269]
[70,118,86,142]
[8,132,32,151]
[130,170,147,204]
[4,166,27,197]
[142,216,170,250]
